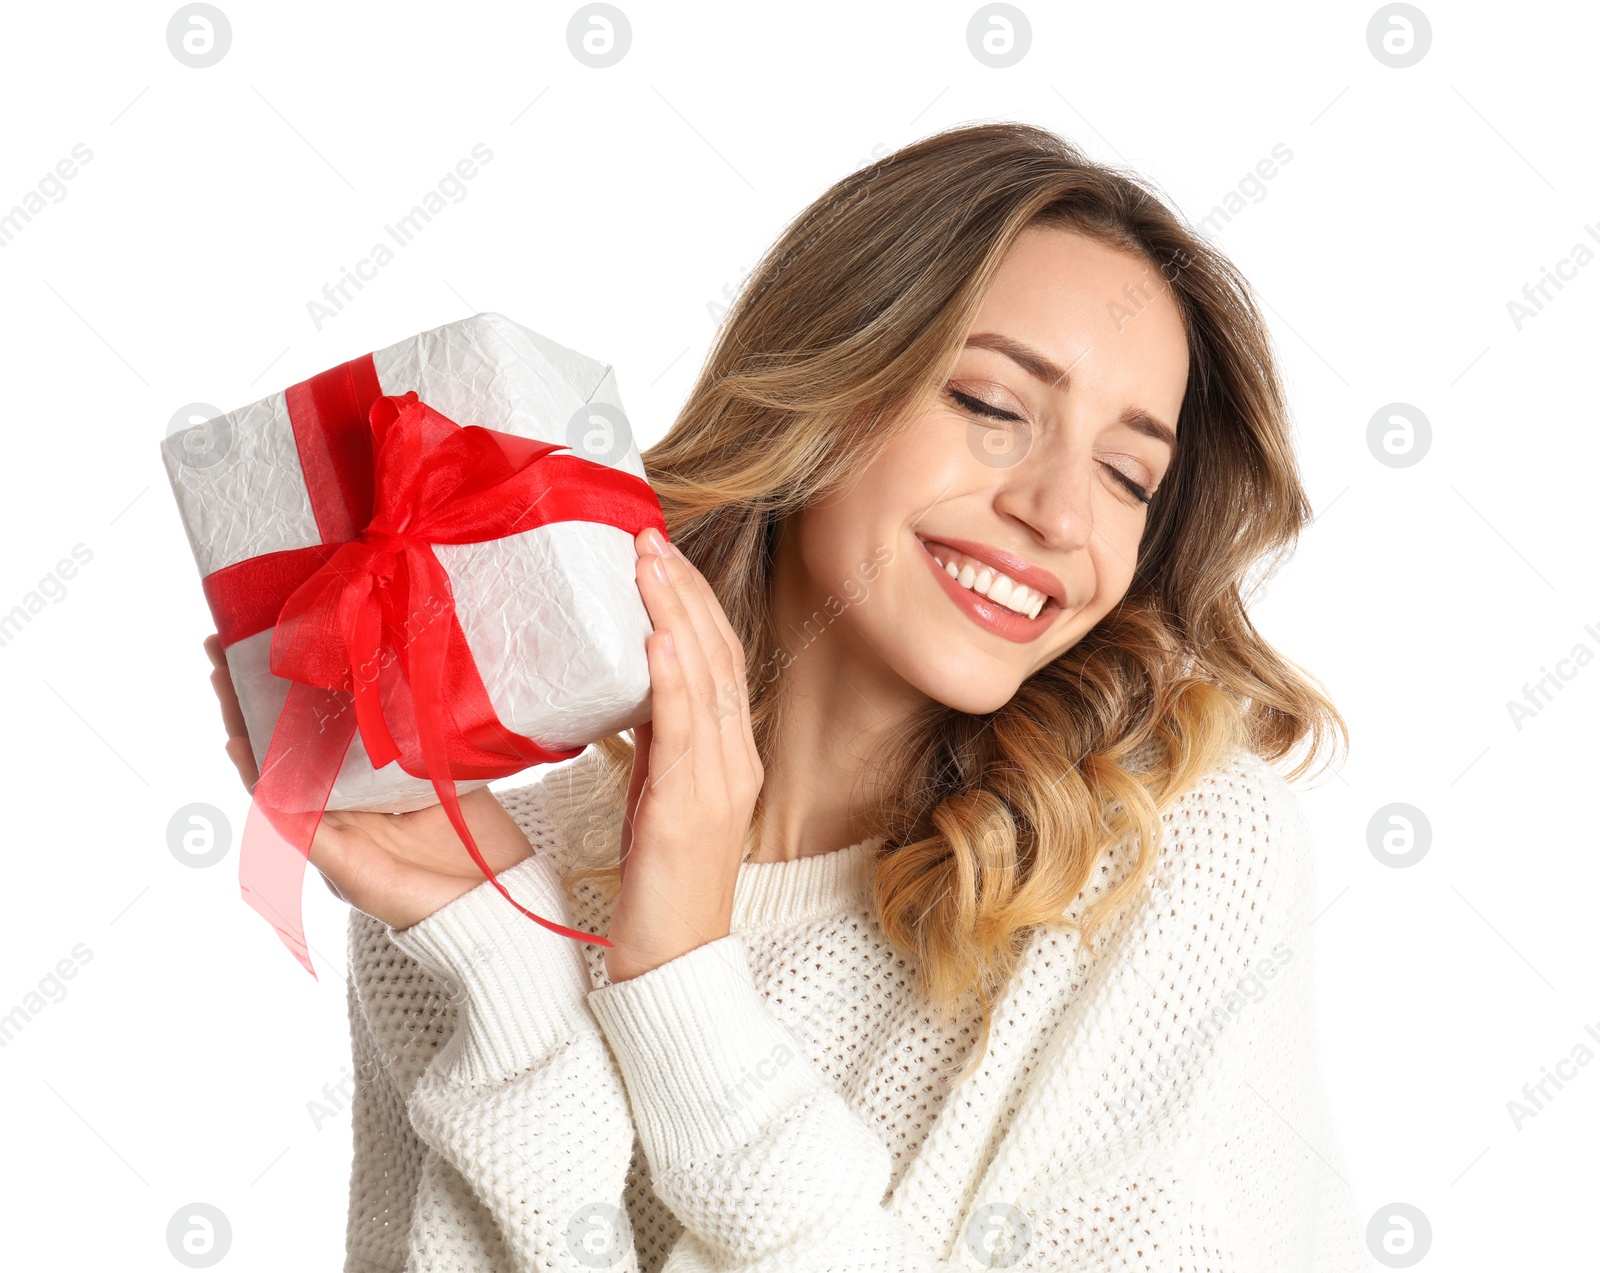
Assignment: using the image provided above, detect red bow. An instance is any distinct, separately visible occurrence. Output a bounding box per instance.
[203,353,665,978]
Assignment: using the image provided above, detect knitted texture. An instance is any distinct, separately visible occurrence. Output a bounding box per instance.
[342,744,1370,1271]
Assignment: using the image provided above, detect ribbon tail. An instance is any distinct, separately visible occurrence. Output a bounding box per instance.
[347,581,400,769]
[241,681,361,979]
[240,799,319,979]
[407,554,611,949]
[429,759,614,947]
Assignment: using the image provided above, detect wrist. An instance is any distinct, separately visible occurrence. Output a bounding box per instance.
[386,855,600,1082]
[604,927,732,984]
[391,867,510,935]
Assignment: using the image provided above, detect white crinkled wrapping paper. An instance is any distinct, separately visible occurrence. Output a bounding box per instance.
[162,312,655,812]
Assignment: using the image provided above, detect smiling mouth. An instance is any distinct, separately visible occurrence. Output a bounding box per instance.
[917,537,1060,621]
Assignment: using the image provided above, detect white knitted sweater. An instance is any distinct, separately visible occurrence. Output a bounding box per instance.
[341,744,1369,1272]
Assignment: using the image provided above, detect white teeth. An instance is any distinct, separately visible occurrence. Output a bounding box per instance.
[929,543,1048,619]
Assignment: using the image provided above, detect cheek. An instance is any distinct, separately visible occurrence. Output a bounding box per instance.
[800,430,959,570]
[794,498,869,586]
[1083,530,1141,613]
[872,409,977,494]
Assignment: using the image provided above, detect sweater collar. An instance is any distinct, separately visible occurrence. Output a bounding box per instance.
[730,836,883,933]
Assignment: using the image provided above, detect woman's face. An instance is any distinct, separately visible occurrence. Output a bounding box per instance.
[772,225,1190,716]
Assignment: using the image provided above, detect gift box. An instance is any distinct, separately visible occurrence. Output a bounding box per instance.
[162,312,666,976]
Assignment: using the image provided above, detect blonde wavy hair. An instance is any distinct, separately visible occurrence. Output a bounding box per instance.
[562,120,1346,1082]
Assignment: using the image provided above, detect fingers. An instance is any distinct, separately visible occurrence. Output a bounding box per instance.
[226,736,260,792]
[670,544,754,731]
[635,532,744,736]
[636,538,716,727]
[205,635,259,791]
[205,636,248,734]
[635,534,765,838]
[637,544,749,809]
[654,538,760,778]
[639,602,695,790]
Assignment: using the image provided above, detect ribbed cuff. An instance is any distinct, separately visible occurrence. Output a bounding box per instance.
[585,934,824,1168]
[385,854,601,1086]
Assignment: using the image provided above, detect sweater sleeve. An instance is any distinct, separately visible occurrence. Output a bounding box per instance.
[585,933,967,1271]
[343,913,438,1273]
[1165,776,1369,1273]
[1167,892,1370,1273]
[381,852,643,1272]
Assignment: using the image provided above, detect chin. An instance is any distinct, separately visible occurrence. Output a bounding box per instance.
[933,683,1017,715]
[900,651,1020,716]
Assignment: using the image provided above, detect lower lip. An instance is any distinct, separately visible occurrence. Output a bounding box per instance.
[917,537,1058,644]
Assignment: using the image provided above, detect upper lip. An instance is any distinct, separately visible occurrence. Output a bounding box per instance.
[915,534,1066,607]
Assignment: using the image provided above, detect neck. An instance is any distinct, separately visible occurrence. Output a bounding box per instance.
[747,526,927,864]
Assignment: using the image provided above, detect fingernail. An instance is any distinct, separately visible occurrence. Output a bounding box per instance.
[652,555,668,582]
[661,630,676,657]
[646,528,667,552]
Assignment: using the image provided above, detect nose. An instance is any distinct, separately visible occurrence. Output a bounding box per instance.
[991,436,1095,555]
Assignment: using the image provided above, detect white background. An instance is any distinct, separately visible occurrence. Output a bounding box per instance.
[0,0,1594,1267]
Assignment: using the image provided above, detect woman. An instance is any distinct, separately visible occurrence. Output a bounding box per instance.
[208,121,1367,1270]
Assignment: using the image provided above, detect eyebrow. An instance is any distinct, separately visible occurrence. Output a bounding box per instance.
[963,331,1178,451]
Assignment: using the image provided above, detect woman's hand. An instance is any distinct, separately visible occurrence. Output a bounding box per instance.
[203,634,537,932]
[606,528,763,984]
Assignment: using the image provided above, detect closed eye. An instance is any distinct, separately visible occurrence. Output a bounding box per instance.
[944,386,1154,506]
[947,385,1023,423]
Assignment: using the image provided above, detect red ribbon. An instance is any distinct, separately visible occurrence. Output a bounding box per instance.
[204,352,664,979]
